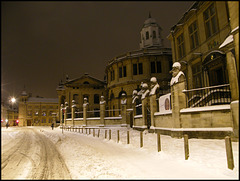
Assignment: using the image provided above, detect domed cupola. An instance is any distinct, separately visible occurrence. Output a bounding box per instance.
[140,12,164,49]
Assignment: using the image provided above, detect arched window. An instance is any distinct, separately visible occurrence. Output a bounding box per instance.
[94,94,99,104]
[146,31,149,40]
[118,90,127,98]
[110,93,115,100]
[153,31,156,39]
[83,81,89,84]
[73,94,79,104]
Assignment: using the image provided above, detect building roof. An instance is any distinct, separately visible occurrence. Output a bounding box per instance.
[107,47,172,66]
[27,97,58,103]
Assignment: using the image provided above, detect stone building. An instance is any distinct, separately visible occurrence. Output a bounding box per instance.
[167,1,239,137]
[18,90,59,126]
[105,13,172,115]
[56,73,106,120]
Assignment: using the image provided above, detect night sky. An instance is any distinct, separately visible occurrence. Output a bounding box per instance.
[1,1,194,101]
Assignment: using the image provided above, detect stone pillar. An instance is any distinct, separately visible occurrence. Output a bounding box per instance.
[149,94,157,129]
[64,102,68,126]
[71,100,76,127]
[226,51,239,101]
[100,96,106,127]
[170,62,187,129]
[171,81,186,128]
[226,51,239,138]
[60,104,63,126]
[121,93,127,127]
[141,98,148,128]
[83,98,88,127]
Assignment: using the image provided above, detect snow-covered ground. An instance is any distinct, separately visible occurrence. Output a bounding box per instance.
[1,126,239,179]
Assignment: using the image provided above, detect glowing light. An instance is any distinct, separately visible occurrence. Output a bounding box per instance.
[10,97,16,103]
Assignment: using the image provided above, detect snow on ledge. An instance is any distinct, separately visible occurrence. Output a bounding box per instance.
[154,127,233,132]
[180,105,230,113]
[74,118,83,120]
[87,117,100,120]
[154,111,172,116]
[219,35,233,49]
[133,125,147,129]
[104,117,122,120]
[134,115,143,119]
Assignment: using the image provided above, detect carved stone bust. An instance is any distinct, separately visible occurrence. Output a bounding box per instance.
[170,62,185,86]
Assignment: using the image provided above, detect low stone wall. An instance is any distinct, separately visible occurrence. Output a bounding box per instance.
[104,117,122,125]
[180,105,232,128]
[154,112,172,128]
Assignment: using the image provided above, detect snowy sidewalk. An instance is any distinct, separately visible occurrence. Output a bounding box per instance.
[42,126,238,179]
[2,126,239,179]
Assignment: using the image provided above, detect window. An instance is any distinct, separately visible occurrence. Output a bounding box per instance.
[133,64,137,75]
[27,111,32,116]
[110,70,115,81]
[83,81,89,84]
[192,62,202,88]
[83,95,89,102]
[119,66,127,78]
[151,61,162,73]
[203,3,218,38]
[119,67,122,78]
[138,63,143,74]
[153,31,156,39]
[189,21,199,50]
[133,63,143,75]
[146,31,149,40]
[42,111,46,116]
[94,94,99,104]
[123,66,127,77]
[177,33,185,59]
[73,94,79,104]
[35,111,39,116]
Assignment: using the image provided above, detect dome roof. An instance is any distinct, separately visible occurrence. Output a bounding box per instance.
[144,17,157,25]
[143,12,158,27]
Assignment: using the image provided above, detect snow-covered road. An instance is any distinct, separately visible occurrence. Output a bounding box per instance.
[1,127,71,179]
[1,126,239,179]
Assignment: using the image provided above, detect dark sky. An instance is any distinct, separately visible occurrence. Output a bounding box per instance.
[1,1,194,101]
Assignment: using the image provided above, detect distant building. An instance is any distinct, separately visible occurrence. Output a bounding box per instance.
[1,100,18,127]
[18,90,59,126]
[105,13,172,114]
[56,73,106,119]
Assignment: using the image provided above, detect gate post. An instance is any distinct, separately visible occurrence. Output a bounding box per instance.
[71,100,76,127]
[100,96,106,127]
[121,93,127,127]
[83,98,88,127]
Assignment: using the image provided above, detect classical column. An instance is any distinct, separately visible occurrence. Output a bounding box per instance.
[100,96,106,127]
[121,93,127,127]
[71,100,76,127]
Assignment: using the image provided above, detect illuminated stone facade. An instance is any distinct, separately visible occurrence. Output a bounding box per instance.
[18,91,59,126]
[105,14,172,113]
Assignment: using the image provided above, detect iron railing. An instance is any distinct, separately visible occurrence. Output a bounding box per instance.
[183,84,231,108]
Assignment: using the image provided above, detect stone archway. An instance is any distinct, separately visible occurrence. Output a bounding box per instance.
[203,50,229,86]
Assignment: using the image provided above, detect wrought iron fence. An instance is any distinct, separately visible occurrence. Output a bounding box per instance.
[183,84,231,108]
